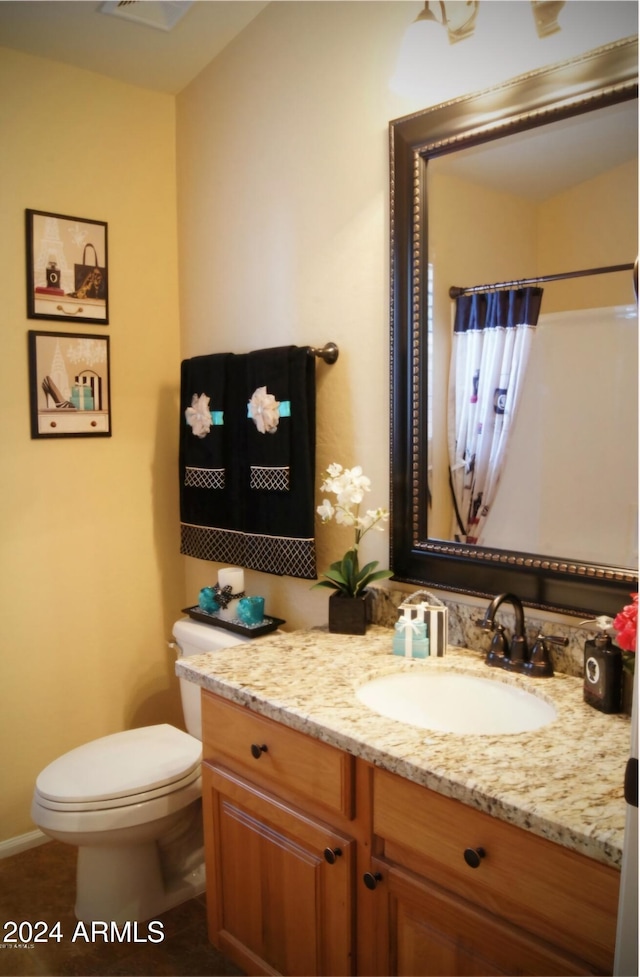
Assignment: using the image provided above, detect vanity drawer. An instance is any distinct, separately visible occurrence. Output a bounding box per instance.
[373,766,618,972]
[202,690,354,819]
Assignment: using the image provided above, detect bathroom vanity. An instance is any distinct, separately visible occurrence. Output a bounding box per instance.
[177,626,629,976]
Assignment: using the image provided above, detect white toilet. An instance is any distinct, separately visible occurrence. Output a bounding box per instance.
[31,619,249,924]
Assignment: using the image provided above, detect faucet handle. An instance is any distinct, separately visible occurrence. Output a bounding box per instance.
[544,633,569,647]
[486,624,509,667]
[523,630,566,678]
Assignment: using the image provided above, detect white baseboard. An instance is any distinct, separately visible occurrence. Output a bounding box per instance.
[0,829,48,859]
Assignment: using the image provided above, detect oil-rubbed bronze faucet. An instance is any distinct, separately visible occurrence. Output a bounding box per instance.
[477,593,567,676]
[478,593,528,672]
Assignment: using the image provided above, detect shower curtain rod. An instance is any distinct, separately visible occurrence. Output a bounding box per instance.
[449,262,635,299]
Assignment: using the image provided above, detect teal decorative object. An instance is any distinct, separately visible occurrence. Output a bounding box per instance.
[198,587,219,614]
[237,597,265,626]
[393,618,429,658]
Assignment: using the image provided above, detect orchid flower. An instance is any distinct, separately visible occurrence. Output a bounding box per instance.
[314,463,392,597]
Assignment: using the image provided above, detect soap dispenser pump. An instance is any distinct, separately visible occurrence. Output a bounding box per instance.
[582,616,622,714]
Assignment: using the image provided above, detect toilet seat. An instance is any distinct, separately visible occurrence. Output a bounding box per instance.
[34,765,201,812]
[35,724,201,811]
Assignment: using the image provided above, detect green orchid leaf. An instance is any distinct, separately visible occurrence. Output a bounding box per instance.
[340,554,356,591]
[355,560,379,583]
[312,579,344,592]
[324,567,346,582]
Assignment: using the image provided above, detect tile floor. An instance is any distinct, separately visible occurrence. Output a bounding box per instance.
[0,841,245,976]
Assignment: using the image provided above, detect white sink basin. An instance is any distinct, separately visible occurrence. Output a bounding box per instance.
[356,670,557,735]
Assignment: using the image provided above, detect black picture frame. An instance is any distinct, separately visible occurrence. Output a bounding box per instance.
[26,209,109,324]
[28,330,112,439]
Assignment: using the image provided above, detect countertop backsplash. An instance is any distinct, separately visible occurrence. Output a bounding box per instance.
[369,585,591,677]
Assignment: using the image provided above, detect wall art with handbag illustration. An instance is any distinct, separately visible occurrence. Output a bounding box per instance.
[28,331,111,439]
[26,209,109,324]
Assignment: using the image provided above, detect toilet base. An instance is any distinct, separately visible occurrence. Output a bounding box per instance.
[75,842,205,924]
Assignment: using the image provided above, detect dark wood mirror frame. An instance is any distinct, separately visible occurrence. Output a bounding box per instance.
[389,37,638,617]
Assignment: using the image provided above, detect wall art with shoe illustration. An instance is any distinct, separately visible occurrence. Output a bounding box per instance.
[28,331,111,438]
[26,210,109,324]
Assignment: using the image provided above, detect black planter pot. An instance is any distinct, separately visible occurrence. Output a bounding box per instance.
[328,591,371,635]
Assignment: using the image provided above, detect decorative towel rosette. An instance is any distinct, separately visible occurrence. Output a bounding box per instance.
[185,392,212,438]
[248,386,280,434]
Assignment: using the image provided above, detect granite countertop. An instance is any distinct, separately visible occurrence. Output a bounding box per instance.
[176,625,632,869]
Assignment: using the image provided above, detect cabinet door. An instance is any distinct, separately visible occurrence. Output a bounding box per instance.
[203,762,355,976]
[365,858,593,977]
[372,766,617,972]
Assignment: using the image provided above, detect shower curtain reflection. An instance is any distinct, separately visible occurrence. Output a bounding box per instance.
[447,286,543,543]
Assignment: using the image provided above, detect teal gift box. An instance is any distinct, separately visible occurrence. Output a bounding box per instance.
[393,618,429,658]
[70,384,94,410]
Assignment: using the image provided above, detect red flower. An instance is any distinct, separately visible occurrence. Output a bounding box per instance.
[613,593,638,653]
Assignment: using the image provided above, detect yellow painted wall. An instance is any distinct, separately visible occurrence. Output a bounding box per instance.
[538,158,638,311]
[1,4,636,845]
[0,48,184,842]
[176,4,637,627]
[176,1,418,629]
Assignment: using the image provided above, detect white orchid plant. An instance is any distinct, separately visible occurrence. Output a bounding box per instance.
[314,463,392,598]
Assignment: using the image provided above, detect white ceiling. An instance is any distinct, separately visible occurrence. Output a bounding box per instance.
[0,0,636,196]
[0,1,269,94]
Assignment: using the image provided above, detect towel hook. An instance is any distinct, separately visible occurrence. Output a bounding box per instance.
[309,342,339,364]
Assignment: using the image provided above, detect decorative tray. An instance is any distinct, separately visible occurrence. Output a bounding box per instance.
[182,606,285,638]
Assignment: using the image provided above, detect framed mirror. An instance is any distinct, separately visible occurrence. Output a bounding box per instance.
[390,37,638,617]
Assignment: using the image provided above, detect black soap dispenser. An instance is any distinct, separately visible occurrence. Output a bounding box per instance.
[582,617,622,714]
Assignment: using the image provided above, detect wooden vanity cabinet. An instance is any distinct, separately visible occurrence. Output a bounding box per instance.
[365,855,591,976]
[201,690,359,976]
[202,763,355,975]
[367,767,620,976]
[201,690,620,977]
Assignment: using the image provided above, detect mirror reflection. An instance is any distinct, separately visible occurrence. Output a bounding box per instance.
[427,100,638,569]
[390,38,638,614]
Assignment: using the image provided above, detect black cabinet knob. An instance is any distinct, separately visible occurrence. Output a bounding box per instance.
[324,847,342,864]
[250,743,268,759]
[463,847,486,869]
[363,871,383,890]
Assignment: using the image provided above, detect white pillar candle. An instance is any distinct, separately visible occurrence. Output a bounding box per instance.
[217,567,245,620]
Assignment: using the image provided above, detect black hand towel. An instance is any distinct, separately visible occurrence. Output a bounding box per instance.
[180,345,317,579]
[179,352,235,537]
[242,345,316,577]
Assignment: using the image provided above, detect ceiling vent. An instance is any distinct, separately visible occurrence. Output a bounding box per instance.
[98,1,195,32]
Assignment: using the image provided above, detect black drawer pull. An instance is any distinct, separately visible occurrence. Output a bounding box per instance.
[324,847,342,864]
[363,871,382,890]
[250,743,268,759]
[463,847,486,869]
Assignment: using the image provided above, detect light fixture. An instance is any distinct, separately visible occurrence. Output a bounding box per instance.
[415,1,480,45]
[530,1,566,38]
[408,1,564,47]
[390,0,638,103]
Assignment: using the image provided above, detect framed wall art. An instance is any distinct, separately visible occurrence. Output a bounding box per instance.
[26,209,109,324]
[28,331,111,439]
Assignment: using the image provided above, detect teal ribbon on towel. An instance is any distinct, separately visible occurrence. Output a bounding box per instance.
[246,400,291,418]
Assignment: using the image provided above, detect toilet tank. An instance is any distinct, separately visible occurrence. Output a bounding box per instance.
[172,619,250,739]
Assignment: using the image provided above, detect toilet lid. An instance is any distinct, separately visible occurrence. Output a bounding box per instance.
[36,724,202,804]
